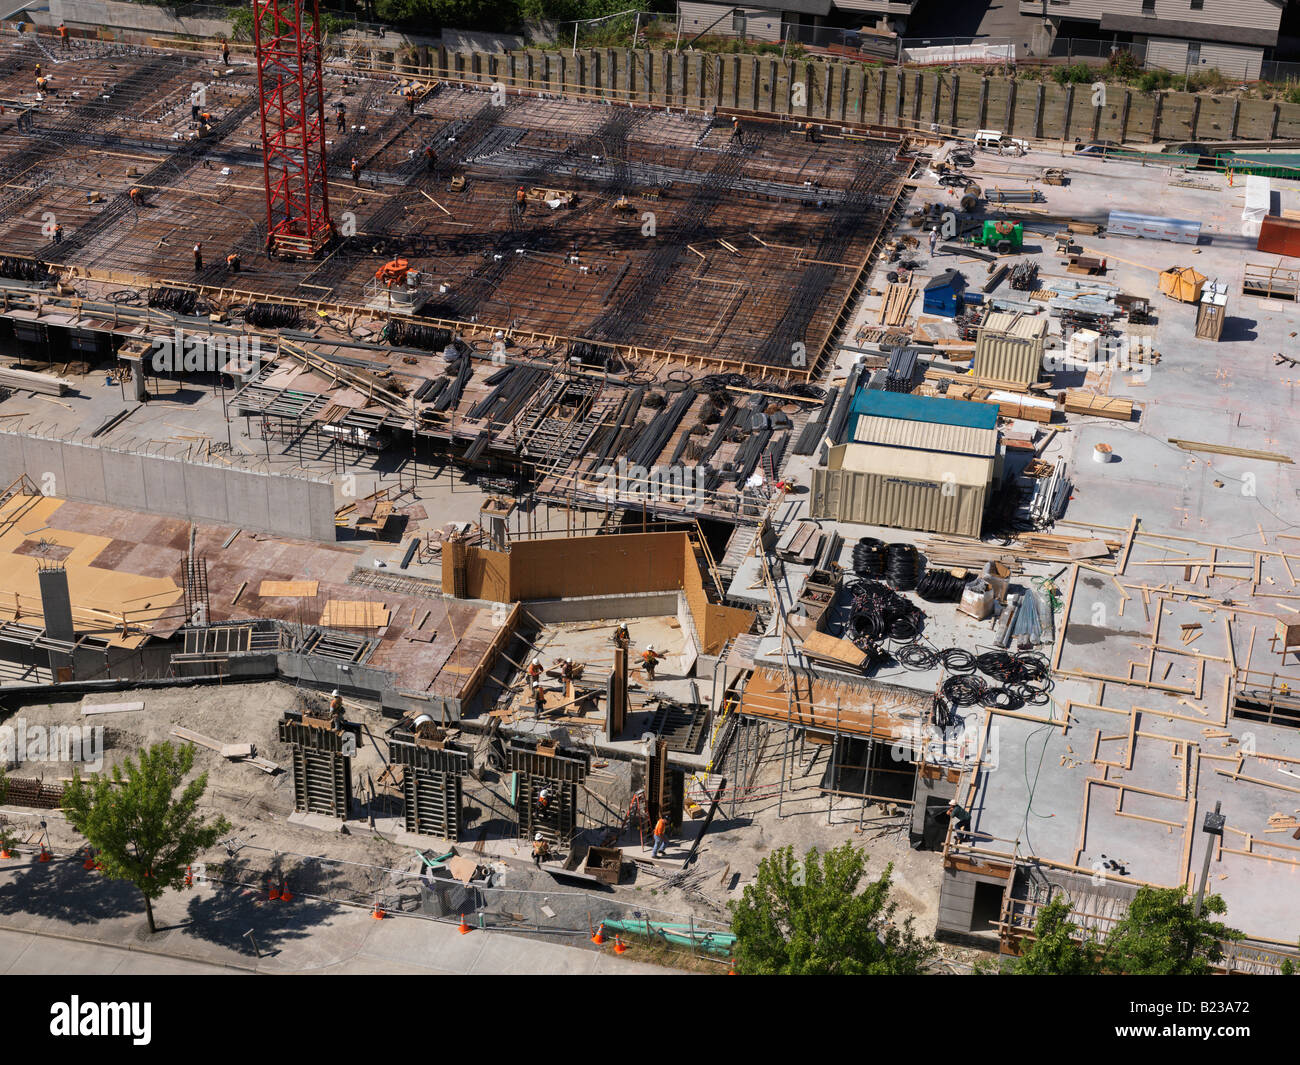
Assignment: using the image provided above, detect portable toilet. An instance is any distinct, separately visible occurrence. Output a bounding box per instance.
[923,269,965,317]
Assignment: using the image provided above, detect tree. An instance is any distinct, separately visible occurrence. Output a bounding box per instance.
[1012,896,1101,975]
[1102,887,1240,975]
[729,843,934,975]
[63,743,231,934]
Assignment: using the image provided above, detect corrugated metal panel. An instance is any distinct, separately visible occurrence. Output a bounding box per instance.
[973,331,1044,387]
[851,414,997,457]
[1258,216,1300,258]
[810,467,986,538]
[1107,211,1201,245]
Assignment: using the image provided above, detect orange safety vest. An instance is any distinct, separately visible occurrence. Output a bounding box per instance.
[654,819,667,837]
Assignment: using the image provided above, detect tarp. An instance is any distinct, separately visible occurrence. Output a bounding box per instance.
[902,43,1014,65]
[1243,175,1270,238]
[1159,266,1206,303]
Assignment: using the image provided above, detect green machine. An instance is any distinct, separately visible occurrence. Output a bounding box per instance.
[971,219,1023,254]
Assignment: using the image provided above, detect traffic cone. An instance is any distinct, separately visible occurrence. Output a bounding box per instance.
[267,878,281,901]
[591,922,605,946]
[184,865,192,886]
[38,846,51,863]
[83,850,96,871]
[728,956,737,975]
[0,848,11,859]
[371,903,385,920]
[613,935,627,955]
[458,913,472,935]
[280,879,293,903]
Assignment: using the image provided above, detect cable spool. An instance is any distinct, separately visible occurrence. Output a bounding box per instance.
[884,543,921,591]
[851,537,886,578]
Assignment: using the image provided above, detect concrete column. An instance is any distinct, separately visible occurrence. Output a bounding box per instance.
[643,50,653,102]
[1152,92,1163,141]
[912,72,923,124]
[1033,82,1044,138]
[1229,98,1240,139]
[592,51,601,98]
[824,62,833,119]
[1091,103,1101,141]
[437,45,448,79]
[769,58,778,113]
[1062,83,1074,140]
[733,56,742,107]
[752,56,761,111]
[1189,95,1201,139]
[1119,89,1131,141]
[805,61,815,117]
[840,65,849,122]
[1004,78,1016,133]
[876,67,886,124]
[931,73,942,126]
[470,51,481,82]
[977,77,988,127]
[525,52,534,92]
[949,73,960,131]
[895,68,904,122]
[715,56,724,106]
[577,53,586,94]
[1272,102,1281,139]
[786,61,796,115]
[608,50,617,100]
[557,53,566,94]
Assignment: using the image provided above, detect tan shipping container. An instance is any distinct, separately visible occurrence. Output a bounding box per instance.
[972,311,1048,388]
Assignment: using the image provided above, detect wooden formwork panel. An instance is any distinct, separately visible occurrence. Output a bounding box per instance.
[402,769,464,839]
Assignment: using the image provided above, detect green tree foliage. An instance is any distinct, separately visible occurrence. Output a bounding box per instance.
[63,743,231,934]
[1011,897,1101,975]
[729,843,934,975]
[1103,887,1240,975]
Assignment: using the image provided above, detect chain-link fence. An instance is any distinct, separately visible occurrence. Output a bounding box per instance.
[554,10,671,52]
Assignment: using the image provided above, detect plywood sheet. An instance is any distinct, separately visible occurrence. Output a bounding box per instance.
[320,599,390,628]
[259,580,319,597]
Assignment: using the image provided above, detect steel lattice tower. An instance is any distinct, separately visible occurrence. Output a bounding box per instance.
[253,0,333,257]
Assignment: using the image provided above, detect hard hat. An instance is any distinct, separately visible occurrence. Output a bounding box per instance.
[330,689,340,697]
[533,658,541,666]
[564,658,572,664]
[646,645,654,652]
[532,682,540,689]
[534,833,543,841]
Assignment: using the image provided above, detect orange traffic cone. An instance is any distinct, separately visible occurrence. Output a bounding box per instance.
[458,913,472,935]
[728,956,737,975]
[591,922,606,946]
[184,865,193,886]
[371,903,385,920]
[0,848,12,859]
[267,878,281,901]
[613,935,627,955]
[280,880,293,903]
[38,847,51,863]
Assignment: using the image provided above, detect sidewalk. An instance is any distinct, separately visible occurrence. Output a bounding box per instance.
[0,856,676,975]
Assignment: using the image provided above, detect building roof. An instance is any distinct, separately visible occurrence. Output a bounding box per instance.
[852,413,998,458]
[849,389,1000,430]
[829,442,993,487]
[1098,13,1278,48]
[979,311,1049,340]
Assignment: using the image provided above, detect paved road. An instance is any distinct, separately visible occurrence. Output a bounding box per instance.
[0,928,236,975]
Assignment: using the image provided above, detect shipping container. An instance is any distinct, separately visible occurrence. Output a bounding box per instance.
[972,311,1048,387]
[810,443,991,538]
[1258,216,1300,259]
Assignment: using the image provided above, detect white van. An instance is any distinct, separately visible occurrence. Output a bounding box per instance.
[974,129,1029,154]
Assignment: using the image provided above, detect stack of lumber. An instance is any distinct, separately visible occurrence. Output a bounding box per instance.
[945,382,1053,423]
[1063,391,1133,421]
[920,532,1120,573]
[776,520,824,564]
[800,630,869,671]
[0,365,70,396]
[879,282,916,326]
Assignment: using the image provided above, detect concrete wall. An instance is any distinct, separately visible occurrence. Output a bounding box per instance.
[0,430,337,540]
[48,0,234,40]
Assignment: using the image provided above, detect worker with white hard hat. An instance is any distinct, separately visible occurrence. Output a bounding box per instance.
[641,645,663,680]
[527,657,543,682]
[613,620,630,648]
[532,831,549,867]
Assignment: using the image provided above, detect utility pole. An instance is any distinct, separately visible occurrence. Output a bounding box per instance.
[1193,800,1226,919]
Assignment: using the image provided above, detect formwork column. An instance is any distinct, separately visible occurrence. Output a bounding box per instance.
[752,56,761,111]
[592,51,601,98]
[768,58,778,112]
[577,52,586,94]
[1189,95,1201,139]
[805,60,815,117]
[471,51,481,82]
[716,55,724,106]
[608,49,618,100]
[1119,89,1131,141]
[643,50,653,102]
[931,73,942,126]
[1229,98,1240,138]
[1004,78,1016,133]
[557,53,567,95]
[949,73,960,130]
[824,62,833,119]
[525,52,534,92]
[977,76,989,127]
[840,65,849,121]
[1152,92,1163,141]
[733,55,742,107]
[912,72,923,124]
[1091,100,1102,140]
[1033,82,1044,138]
[877,66,886,124]
[437,44,448,79]
[895,68,905,123]
[1062,83,1074,140]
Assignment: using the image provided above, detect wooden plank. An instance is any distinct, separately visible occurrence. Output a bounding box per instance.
[81,701,145,716]
[259,580,319,597]
[1168,439,1294,464]
[319,599,390,628]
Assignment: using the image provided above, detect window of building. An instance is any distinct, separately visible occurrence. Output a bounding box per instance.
[1190,0,1204,9]
[1188,41,1201,66]
[1141,0,1155,13]
[732,10,747,35]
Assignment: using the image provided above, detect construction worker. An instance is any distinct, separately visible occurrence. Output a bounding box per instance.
[52,222,62,245]
[641,645,663,681]
[532,681,546,716]
[536,787,552,814]
[423,144,436,172]
[336,102,346,132]
[515,185,526,214]
[191,100,201,121]
[731,115,743,145]
[650,813,669,858]
[226,252,241,273]
[559,658,575,682]
[532,832,549,867]
[199,111,214,137]
[34,63,40,78]
[526,657,543,684]
[35,75,47,95]
[613,621,630,649]
[404,86,416,114]
[929,227,939,257]
[193,241,203,271]
[128,186,144,207]
[220,38,230,66]
[58,22,68,50]
[350,156,361,185]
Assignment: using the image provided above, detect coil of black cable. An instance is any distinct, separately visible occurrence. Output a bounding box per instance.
[916,570,967,602]
[884,543,922,592]
[942,674,987,707]
[982,686,1025,712]
[851,537,886,578]
[897,643,938,670]
[938,648,976,674]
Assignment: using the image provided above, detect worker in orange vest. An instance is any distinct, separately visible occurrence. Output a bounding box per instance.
[532,682,546,716]
[58,22,68,49]
[651,814,669,858]
[641,645,663,680]
[226,252,241,273]
[129,186,144,207]
[526,657,543,683]
[515,185,526,212]
[532,832,549,867]
[351,156,361,185]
